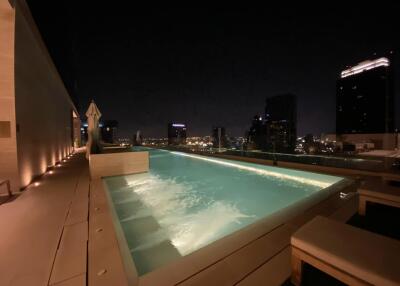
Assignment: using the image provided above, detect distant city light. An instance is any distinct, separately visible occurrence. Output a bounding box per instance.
[83,123,103,127]
[172,123,185,127]
[341,57,389,78]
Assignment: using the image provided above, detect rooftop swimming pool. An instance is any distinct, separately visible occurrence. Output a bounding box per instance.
[104,148,344,276]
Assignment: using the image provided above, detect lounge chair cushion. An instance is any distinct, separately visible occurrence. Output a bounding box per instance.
[382,173,400,183]
[291,216,400,286]
[359,179,400,203]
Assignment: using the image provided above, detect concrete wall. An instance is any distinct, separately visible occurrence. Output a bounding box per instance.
[0,0,79,190]
[13,0,78,188]
[89,152,149,179]
[0,0,19,191]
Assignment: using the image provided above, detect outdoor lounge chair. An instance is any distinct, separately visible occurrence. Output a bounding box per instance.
[381,173,400,184]
[358,178,400,216]
[291,216,400,286]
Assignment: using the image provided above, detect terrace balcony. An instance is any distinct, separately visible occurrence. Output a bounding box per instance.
[1,1,400,285]
[1,144,400,285]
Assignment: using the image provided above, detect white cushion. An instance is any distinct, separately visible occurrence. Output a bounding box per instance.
[291,216,400,286]
[359,179,400,202]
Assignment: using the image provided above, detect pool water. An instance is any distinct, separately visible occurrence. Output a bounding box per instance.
[104,148,343,275]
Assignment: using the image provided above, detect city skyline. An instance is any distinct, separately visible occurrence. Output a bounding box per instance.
[336,57,394,135]
[28,3,400,137]
[2,2,400,285]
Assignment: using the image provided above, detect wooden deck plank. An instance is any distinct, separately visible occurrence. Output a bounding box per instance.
[49,221,88,285]
[0,152,88,286]
[52,274,86,286]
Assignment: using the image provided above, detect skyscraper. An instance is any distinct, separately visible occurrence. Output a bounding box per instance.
[336,57,394,134]
[212,127,229,149]
[168,123,187,145]
[101,120,118,144]
[133,130,143,146]
[246,115,267,150]
[265,94,297,153]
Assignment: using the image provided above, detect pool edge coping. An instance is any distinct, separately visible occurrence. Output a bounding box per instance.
[89,175,357,286]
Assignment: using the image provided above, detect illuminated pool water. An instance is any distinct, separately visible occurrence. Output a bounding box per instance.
[104,148,343,276]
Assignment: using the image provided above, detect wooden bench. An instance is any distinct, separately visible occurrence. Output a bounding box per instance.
[358,178,400,215]
[291,216,400,286]
[0,179,12,197]
[382,173,400,184]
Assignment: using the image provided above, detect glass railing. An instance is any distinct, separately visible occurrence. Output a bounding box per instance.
[158,145,400,173]
[223,150,392,172]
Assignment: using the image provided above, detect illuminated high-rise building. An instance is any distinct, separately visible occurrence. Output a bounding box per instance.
[133,130,143,146]
[168,123,187,145]
[246,115,267,150]
[212,127,229,149]
[336,57,394,134]
[265,94,297,153]
[101,120,118,144]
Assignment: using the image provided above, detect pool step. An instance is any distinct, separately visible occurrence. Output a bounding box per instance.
[131,239,181,276]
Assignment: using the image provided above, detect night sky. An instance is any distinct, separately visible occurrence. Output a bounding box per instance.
[28,2,400,138]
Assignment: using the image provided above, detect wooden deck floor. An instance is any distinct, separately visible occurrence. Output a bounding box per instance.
[0,151,89,286]
[0,149,361,286]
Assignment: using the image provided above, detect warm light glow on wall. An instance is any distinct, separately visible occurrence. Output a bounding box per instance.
[20,165,33,188]
[40,157,47,174]
[8,0,80,191]
[50,146,56,166]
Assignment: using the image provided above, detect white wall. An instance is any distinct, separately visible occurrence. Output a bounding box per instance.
[89,151,149,179]
[0,0,79,190]
[13,0,78,188]
[0,0,19,192]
